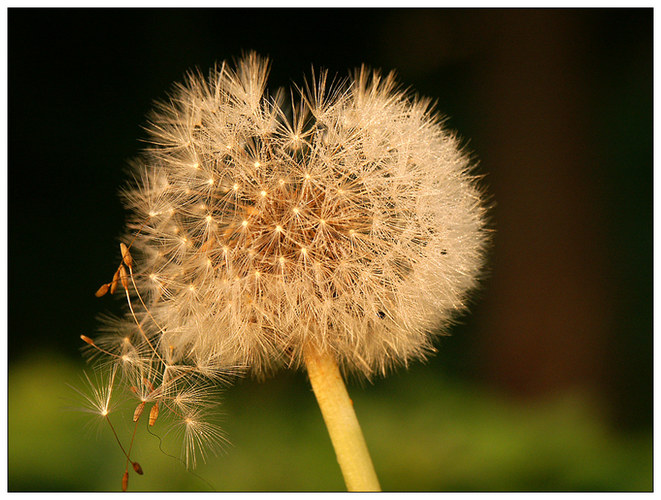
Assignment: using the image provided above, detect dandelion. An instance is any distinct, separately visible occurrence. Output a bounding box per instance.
[82,52,489,491]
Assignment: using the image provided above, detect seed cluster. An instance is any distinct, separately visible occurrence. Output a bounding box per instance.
[83,53,489,474]
[114,53,489,378]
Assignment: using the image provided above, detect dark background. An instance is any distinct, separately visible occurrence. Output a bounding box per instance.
[8,8,652,491]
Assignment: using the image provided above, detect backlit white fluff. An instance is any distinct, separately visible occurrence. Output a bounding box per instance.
[118,52,489,379]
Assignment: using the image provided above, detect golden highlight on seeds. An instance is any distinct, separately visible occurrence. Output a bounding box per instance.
[80,52,489,491]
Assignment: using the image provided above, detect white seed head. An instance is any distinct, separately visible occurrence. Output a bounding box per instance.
[119,52,489,378]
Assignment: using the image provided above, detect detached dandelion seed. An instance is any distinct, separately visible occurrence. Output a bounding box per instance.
[81,52,489,491]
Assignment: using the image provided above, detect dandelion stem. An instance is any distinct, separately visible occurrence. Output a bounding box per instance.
[303,344,380,492]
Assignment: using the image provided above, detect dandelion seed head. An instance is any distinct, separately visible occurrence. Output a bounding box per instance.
[117,52,489,378]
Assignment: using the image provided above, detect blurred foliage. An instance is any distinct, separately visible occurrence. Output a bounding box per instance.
[9,354,651,491]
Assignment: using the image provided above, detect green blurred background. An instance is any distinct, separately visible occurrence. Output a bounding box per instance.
[8,8,652,491]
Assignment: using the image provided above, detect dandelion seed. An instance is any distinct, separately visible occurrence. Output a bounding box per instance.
[110,269,120,295]
[80,334,95,346]
[118,265,129,290]
[133,401,145,422]
[120,242,133,268]
[172,407,228,469]
[149,403,159,427]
